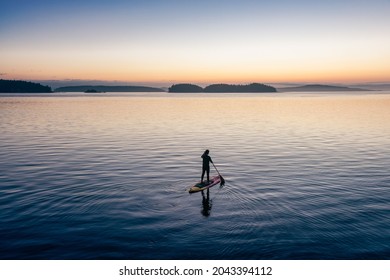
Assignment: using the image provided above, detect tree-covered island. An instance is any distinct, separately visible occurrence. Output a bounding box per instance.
[168,83,276,93]
[0,79,52,93]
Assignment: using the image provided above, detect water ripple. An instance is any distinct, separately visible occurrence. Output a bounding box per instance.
[1,93,390,259]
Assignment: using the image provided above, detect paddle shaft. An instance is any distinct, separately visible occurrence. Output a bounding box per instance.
[212,161,225,186]
[211,162,221,176]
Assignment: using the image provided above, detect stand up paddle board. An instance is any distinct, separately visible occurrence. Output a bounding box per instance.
[188,175,221,193]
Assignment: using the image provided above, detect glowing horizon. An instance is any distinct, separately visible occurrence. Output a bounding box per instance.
[1,0,390,84]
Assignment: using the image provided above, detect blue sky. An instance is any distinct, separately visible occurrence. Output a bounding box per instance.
[1,0,389,84]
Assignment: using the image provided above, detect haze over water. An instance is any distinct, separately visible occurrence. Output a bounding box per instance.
[0,92,389,259]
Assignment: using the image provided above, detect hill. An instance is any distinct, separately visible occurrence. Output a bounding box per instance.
[278,84,369,92]
[55,85,165,92]
[0,79,52,93]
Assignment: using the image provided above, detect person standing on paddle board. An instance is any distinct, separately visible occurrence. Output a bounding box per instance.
[201,149,213,183]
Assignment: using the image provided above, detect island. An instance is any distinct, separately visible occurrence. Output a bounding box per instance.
[84,89,102,93]
[204,83,276,93]
[55,85,165,92]
[278,84,369,92]
[168,83,276,93]
[168,84,203,93]
[0,79,52,93]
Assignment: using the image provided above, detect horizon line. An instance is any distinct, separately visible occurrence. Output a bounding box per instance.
[3,77,390,87]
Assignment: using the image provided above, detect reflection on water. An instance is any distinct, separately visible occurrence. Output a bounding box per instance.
[201,189,213,217]
[0,92,389,259]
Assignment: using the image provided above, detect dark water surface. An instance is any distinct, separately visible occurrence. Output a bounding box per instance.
[0,92,389,259]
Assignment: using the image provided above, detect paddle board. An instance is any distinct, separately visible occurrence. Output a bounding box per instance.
[188,175,221,193]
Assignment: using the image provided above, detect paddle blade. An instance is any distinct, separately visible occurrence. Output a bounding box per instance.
[220,175,225,186]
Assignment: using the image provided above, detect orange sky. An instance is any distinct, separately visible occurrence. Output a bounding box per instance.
[1,1,390,84]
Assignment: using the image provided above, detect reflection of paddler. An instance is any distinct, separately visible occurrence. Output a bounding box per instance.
[201,149,213,183]
[201,189,212,217]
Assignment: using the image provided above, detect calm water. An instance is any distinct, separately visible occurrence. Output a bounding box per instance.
[0,92,389,260]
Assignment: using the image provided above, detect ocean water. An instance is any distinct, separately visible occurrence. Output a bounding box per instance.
[0,92,389,260]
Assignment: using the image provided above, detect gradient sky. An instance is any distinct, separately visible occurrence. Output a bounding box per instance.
[1,0,390,84]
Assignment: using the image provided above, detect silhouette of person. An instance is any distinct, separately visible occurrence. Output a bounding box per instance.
[201,189,212,217]
[201,149,213,183]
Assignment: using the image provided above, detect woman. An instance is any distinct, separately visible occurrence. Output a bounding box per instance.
[201,149,213,183]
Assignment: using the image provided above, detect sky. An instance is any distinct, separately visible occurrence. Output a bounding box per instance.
[1,0,390,85]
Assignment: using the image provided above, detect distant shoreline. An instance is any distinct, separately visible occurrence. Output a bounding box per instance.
[0,79,380,93]
[55,85,165,93]
[278,84,371,92]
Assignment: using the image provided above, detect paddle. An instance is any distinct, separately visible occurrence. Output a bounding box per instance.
[212,162,225,186]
